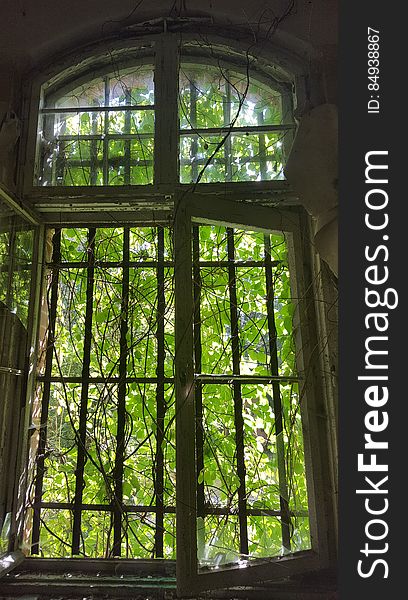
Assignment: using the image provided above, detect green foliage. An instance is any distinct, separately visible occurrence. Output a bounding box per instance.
[0,226,34,326]
[40,68,155,187]
[179,64,287,183]
[38,224,309,562]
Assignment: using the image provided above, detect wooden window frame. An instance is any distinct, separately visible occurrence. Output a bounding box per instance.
[174,193,333,596]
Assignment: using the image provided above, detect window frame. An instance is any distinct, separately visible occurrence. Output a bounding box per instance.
[7,29,337,597]
[173,193,332,595]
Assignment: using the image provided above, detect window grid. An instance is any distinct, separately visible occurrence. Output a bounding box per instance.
[39,72,155,187]
[31,224,309,561]
[179,66,295,184]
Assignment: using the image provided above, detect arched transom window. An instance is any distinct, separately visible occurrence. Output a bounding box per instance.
[35,49,294,187]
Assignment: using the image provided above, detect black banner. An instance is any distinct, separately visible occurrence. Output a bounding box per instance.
[340,2,404,597]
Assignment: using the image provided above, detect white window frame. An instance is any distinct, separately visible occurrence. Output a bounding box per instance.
[174,193,332,595]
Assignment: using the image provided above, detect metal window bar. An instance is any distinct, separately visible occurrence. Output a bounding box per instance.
[192,226,204,519]
[45,259,279,269]
[33,226,178,557]
[36,502,307,518]
[154,226,166,557]
[264,233,292,552]
[32,225,302,559]
[31,229,62,554]
[112,227,130,556]
[37,375,175,384]
[226,227,248,556]
[56,133,152,141]
[72,228,96,554]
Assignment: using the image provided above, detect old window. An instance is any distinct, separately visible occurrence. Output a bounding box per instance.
[6,32,336,598]
[33,42,294,189]
[31,213,310,566]
[179,64,293,183]
[36,66,155,186]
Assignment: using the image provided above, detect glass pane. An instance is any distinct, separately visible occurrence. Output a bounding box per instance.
[50,139,104,186]
[127,268,157,377]
[81,511,114,557]
[90,267,122,377]
[180,65,284,129]
[123,513,156,558]
[179,63,291,183]
[60,228,88,262]
[230,132,285,181]
[180,134,225,184]
[236,267,269,375]
[94,228,124,262]
[37,66,154,186]
[242,384,281,511]
[198,515,240,567]
[82,383,118,504]
[0,222,34,326]
[108,138,153,185]
[281,382,309,514]
[52,268,86,377]
[107,109,154,134]
[39,509,73,557]
[109,68,154,106]
[198,225,228,262]
[202,385,238,507]
[199,267,232,374]
[247,516,283,558]
[42,383,80,503]
[123,383,156,506]
[55,80,106,109]
[53,111,104,137]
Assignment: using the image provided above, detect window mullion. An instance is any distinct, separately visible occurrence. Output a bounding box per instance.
[72,228,96,555]
[174,196,197,587]
[264,234,292,552]
[154,34,179,186]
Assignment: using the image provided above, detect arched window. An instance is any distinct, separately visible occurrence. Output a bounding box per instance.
[5,33,336,598]
[34,41,294,188]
